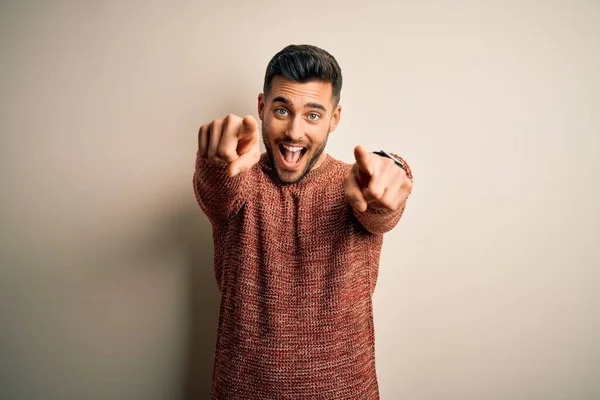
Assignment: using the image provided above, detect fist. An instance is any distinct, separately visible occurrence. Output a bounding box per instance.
[198,114,261,177]
[344,145,412,212]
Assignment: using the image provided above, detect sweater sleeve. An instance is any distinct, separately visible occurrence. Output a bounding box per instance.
[193,150,252,225]
[353,153,413,234]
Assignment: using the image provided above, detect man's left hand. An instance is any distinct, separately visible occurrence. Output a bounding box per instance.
[344,145,413,213]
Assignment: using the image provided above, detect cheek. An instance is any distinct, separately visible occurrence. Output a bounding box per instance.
[306,124,329,144]
[262,118,274,135]
[262,121,281,146]
[264,118,286,137]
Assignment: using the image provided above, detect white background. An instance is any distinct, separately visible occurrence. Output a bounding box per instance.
[1,1,598,399]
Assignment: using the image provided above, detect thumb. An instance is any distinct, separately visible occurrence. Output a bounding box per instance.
[227,149,260,177]
[354,145,373,176]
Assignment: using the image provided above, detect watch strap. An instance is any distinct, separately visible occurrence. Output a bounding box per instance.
[373,150,405,171]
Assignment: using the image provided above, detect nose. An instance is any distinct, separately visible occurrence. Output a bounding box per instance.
[285,116,304,141]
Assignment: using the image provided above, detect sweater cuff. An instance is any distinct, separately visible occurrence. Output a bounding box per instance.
[193,151,248,225]
[388,152,413,181]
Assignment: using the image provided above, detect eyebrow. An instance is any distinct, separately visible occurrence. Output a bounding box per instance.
[272,96,328,112]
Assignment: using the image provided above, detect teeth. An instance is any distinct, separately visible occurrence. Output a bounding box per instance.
[282,144,304,152]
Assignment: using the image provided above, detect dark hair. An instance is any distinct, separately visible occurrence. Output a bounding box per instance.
[263,44,343,104]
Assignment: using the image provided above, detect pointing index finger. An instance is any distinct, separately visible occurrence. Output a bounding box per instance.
[354,145,373,176]
[239,115,258,137]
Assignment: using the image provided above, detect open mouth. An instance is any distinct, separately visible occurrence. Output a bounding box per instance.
[278,143,307,169]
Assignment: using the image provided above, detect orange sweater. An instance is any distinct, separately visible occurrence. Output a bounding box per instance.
[193,152,412,399]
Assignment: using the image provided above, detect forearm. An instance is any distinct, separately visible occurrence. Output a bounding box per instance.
[193,150,249,225]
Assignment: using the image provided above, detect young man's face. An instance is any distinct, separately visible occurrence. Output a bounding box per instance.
[258,76,341,183]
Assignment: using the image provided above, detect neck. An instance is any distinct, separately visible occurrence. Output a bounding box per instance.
[312,152,328,170]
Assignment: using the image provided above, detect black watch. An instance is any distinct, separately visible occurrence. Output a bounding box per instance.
[373,150,405,171]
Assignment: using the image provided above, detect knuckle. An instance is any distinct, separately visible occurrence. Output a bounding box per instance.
[401,180,413,194]
[218,147,234,160]
[378,195,395,210]
[208,122,216,135]
[370,186,384,199]
[200,125,210,139]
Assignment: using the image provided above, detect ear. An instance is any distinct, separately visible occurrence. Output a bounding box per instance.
[258,93,265,120]
[329,104,342,132]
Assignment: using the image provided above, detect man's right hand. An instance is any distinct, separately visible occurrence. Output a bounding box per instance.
[198,114,261,177]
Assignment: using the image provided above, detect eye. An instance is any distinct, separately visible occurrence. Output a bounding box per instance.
[308,113,320,121]
[275,108,289,116]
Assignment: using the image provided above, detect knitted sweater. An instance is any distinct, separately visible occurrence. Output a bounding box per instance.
[193,151,412,400]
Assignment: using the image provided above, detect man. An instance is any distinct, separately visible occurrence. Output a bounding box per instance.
[194,44,413,399]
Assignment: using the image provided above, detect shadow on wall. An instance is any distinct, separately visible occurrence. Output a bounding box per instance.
[178,202,219,399]
[181,98,257,399]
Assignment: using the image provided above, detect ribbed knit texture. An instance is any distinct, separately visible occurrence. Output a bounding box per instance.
[193,152,412,400]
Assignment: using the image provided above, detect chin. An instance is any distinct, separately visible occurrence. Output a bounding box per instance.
[276,168,304,183]
[267,143,312,183]
[274,160,308,184]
